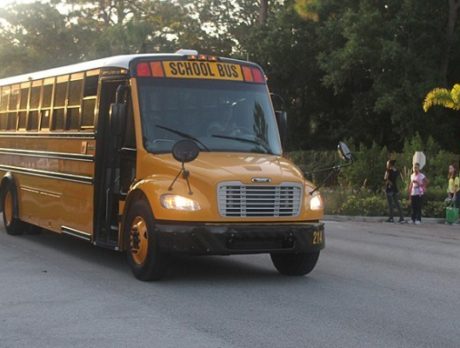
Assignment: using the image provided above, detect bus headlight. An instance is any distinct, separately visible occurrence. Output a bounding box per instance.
[310,194,323,211]
[160,194,201,211]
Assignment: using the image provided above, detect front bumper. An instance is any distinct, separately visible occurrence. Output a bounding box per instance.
[154,222,325,255]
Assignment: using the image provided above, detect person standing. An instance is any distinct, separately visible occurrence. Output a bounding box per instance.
[384,160,405,223]
[408,163,428,224]
[447,165,457,199]
[447,164,460,208]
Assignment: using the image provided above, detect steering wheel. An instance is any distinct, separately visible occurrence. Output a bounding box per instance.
[229,126,253,137]
[206,122,225,137]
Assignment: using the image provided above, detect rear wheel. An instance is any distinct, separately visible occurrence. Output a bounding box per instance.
[2,183,25,235]
[125,199,168,281]
[271,251,320,276]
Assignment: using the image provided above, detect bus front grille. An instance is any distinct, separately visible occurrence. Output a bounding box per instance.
[217,182,302,218]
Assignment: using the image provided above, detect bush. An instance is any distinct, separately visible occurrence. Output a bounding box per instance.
[289,134,459,217]
[323,189,387,216]
[338,195,388,216]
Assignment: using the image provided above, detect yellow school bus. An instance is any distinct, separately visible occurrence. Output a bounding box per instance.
[0,50,328,280]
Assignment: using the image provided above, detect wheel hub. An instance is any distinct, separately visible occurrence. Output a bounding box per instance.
[129,216,149,265]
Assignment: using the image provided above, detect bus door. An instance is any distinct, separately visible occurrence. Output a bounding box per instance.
[94,78,136,249]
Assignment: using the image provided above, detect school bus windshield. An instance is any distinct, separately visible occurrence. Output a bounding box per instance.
[137,79,282,155]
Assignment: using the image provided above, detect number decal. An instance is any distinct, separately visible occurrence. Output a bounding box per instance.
[312,231,323,245]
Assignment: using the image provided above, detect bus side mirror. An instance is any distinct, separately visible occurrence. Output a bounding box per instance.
[110,103,126,137]
[337,141,353,162]
[275,110,288,148]
[110,84,129,137]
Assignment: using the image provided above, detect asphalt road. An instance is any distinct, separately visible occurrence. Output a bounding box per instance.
[0,220,459,348]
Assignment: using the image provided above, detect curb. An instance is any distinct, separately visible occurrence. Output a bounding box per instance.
[324,215,445,225]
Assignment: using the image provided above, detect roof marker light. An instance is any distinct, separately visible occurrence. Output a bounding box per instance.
[176,49,199,56]
[136,62,151,77]
[150,62,164,77]
[242,66,253,82]
[251,67,265,83]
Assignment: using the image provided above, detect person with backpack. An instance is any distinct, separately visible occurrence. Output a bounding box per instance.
[384,160,405,223]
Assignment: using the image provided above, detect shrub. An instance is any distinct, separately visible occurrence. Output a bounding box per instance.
[288,134,459,217]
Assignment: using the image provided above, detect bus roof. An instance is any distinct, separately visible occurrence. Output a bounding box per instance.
[0,52,236,86]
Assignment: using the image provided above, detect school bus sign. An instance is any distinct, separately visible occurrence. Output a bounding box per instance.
[163,61,244,81]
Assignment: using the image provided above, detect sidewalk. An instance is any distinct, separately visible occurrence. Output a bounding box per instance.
[324,215,446,224]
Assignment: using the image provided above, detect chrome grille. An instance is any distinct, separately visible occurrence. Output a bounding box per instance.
[217,182,302,217]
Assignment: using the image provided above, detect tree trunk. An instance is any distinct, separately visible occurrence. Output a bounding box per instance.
[259,0,268,26]
[440,0,460,86]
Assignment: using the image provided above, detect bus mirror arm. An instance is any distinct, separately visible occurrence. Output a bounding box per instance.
[307,141,353,195]
[169,140,200,195]
[308,162,352,195]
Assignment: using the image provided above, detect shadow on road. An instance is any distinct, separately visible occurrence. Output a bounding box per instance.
[12,227,310,284]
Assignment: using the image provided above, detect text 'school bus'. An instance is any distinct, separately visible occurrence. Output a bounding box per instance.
[0,50,325,280]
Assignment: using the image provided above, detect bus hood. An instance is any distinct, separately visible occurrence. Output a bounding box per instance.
[166,152,306,185]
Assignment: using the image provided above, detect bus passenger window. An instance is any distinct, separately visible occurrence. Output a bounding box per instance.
[30,86,40,109]
[84,75,98,97]
[18,112,26,129]
[28,111,39,130]
[8,86,19,111]
[40,110,50,129]
[68,80,83,106]
[19,87,28,110]
[53,109,65,130]
[42,85,53,108]
[0,113,7,130]
[81,98,96,128]
[7,112,16,130]
[54,83,66,107]
[67,107,80,130]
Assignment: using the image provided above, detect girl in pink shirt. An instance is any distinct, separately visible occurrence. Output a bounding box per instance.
[408,163,429,224]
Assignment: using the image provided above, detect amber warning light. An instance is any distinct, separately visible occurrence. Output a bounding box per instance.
[135,61,265,83]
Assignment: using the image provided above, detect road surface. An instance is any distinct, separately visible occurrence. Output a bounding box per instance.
[0,220,459,347]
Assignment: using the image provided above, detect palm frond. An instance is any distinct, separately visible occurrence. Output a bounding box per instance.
[423,87,454,112]
[450,83,460,109]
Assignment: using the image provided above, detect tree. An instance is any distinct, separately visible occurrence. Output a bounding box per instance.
[294,0,460,151]
[0,2,82,76]
[423,84,460,111]
[440,0,460,85]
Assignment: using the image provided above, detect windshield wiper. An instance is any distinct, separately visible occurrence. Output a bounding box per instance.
[156,125,209,151]
[211,134,271,154]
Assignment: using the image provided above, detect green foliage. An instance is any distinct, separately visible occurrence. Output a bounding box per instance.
[292,135,459,217]
[339,142,388,191]
[338,195,387,216]
[323,189,447,218]
[0,0,459,152]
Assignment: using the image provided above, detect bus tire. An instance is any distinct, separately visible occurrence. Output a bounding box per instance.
[1,182,25,235]
[124,198,168,281]
[270,251,320,276]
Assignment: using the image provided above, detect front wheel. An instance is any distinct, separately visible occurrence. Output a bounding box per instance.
[124,199,169,281]
[271,251,320,276]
